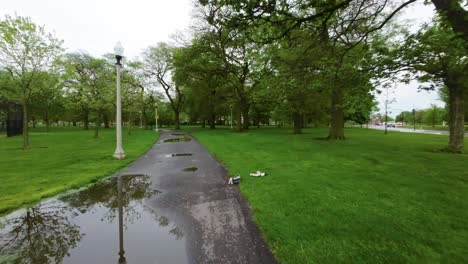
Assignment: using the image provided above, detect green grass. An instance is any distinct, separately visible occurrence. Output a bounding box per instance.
[190,127,468,263]
[0,126,158,215]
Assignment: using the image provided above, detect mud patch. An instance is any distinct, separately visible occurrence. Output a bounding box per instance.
[163,136,191,143]
[182,167,198,172]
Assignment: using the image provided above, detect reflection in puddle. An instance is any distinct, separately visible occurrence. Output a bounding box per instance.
[0,175,187,264]
[165,153,193,157]
[182,167,198,172]
[163,137,191,143]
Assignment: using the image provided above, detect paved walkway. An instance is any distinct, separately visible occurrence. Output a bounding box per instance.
[123,130,276,264]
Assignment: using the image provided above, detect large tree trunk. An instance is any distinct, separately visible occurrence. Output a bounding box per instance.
[83,110,89,130]
[201,119,206,128]
[94,113,100,138]
[293,112,302,134]
[103,113,110,128]
[241,103,250,130]
[174,111,180,130]
[447,85,464,153]
[328,85,345,140]
[22,103,30,149]
[236,106,243,132]
[209,114,216,129]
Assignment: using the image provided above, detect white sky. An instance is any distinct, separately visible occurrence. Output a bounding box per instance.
[1,0,443,116]
[0,0,193,58]
[375,2,444,116]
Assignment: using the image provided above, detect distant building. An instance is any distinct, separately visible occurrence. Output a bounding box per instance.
[0,99,23,137]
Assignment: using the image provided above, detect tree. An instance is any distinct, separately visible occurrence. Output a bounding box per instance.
[29,72,64,131]
[400,22,467,152]
[63,52,114,137]
[0,15,63,148]
[143,43,184,129]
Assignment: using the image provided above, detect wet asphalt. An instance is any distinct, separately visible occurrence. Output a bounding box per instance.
[121,130,276,264]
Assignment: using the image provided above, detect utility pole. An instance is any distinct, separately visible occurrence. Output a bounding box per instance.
[383,83,396,135]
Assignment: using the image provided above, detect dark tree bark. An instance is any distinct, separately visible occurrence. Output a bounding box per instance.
[174,111,180,130]
[83,110,89,130]
[447,83,465,152]
[94,112,101,138]
[241,102,250,130]
[22,103,30,149]
[209,114,216,129]
[103,113,110,128]
[201,119,206,128]
[293,112,303,134]
[328,85,345,139]
[431,0,468,48]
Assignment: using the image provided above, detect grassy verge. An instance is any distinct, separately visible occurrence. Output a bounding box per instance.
[190,127,468,263]
[0,126,158,215]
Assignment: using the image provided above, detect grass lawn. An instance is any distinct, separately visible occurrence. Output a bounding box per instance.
[0,126,158,215]
[190,127,468,263]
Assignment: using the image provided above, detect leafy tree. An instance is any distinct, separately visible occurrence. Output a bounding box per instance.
[0,15,63,148]
[400,22,467,152]
[142,43,184,129]
[29,72,64,131]
[63,52,114,137]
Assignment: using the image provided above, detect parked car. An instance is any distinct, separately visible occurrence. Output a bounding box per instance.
[386,122,396,127]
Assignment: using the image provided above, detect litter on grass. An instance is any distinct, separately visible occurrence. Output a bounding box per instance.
[228,175,241,185]
[249,171,267,177]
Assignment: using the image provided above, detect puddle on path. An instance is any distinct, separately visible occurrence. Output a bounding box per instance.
[182,167,198,172]
[0,174,188,264]
[163,137,191,143]
[165,153,193,157]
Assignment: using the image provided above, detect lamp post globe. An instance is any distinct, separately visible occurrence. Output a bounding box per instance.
[113,42,125,159]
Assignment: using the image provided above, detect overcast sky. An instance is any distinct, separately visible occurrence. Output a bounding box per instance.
[1,0,443,117]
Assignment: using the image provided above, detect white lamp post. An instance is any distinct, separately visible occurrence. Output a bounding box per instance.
[113,42,125,159]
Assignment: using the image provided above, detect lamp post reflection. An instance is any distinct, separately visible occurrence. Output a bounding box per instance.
[118,176,126,264]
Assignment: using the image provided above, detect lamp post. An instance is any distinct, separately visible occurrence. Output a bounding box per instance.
[113,42,125,160]
[154,104,159,132]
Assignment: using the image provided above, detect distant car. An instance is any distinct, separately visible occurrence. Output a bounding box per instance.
[386,122,396,127]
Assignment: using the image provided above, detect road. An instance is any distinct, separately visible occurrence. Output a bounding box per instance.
[368,125,468,136]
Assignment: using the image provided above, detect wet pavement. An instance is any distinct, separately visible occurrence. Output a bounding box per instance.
[0,130,276,264]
